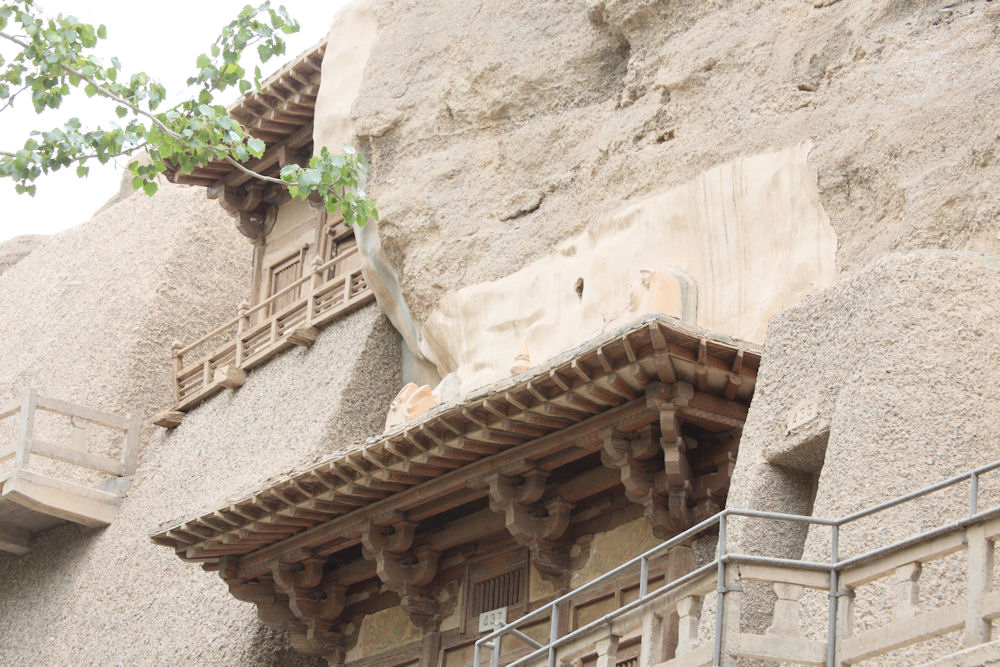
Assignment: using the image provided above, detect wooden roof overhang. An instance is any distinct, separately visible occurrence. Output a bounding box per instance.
[164,40,326,239]
[149,314,761,661]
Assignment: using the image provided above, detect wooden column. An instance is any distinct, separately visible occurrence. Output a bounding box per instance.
[235,301,249,366]
[120,412,141,476]
[170,341,183,403]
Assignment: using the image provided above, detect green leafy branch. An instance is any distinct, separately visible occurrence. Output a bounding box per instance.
[0,0,377,226]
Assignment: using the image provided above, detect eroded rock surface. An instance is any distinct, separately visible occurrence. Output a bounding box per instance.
[351,0,1000,328]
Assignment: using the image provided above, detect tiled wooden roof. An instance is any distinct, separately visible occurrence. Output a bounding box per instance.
[150,314,761,578]
[166,39,325,188]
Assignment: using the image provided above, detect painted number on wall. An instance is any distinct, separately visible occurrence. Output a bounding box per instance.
[479,607,508,632]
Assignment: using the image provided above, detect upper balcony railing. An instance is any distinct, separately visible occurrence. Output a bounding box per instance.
[156,248,373,426]
[476,459,1000,667]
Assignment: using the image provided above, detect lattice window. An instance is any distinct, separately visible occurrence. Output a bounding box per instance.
[463,547,530,635]
[471,567,525,615]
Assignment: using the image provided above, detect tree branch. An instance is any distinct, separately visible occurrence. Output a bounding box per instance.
[0,84,29,113]
[0,30,183,142]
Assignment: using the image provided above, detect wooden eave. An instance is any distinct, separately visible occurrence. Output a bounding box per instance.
[150,314,761,577]
[165,39,326,188]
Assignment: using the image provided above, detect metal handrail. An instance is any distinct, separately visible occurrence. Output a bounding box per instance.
[475,457,1000,667]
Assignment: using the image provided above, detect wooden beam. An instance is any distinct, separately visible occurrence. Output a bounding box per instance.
[222,123,314,188]
[29,438,124,476]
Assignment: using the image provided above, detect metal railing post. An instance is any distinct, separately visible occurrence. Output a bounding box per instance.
[639,555,649,599]
[491,632,502,667]
[970,472,979,517]
[826,523,840,667]
[713,512,728,666]
[548,604,559,667]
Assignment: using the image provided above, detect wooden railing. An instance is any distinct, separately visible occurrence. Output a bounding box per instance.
[478,460,1000,666]
[0,389,140,550]
[160,248,373,423]
[0,388,140,478]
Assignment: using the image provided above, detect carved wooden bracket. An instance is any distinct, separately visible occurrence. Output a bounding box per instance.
[271,557,348,658]
[219,555,349,662]
[361,518,442,631]
[484,465,574,580]
[595,382,702,539]
[207,183,278,240]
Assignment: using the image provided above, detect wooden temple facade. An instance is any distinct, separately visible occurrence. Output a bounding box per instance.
[151,315,761,665]
[154,40,372,428]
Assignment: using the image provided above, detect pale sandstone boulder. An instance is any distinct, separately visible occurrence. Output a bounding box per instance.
[724,250,1000,659]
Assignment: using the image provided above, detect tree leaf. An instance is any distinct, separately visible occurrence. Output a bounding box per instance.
[247,137,265,158]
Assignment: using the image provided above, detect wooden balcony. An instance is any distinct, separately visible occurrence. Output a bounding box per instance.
[0,389,140,555]
[154,248,374,427]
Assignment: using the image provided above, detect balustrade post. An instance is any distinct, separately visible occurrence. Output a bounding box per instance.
[834,587,855,666]
[767,582,806,637]
[664,545,696,657]
[14,387,37,468]
[594,634,620,667]
[675,595,701,656]
[307,257,323,325]
[235,301,249,367]
[965,524,994,647]
[894,562,921,619]
[120,412,141,476]
[171,341,183,403]
[639,603,666,667]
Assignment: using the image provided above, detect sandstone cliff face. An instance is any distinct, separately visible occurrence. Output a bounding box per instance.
[0,234,47,276]
[353,0,1000,325]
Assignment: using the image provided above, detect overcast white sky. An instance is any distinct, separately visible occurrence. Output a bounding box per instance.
[0,1,348,242]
